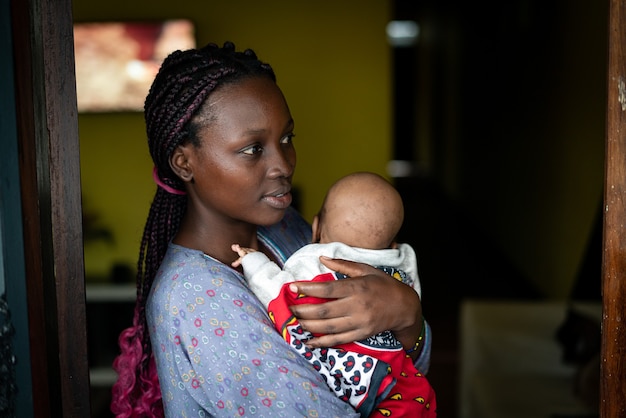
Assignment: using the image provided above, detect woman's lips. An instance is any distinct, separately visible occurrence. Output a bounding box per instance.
[262,190,292,209]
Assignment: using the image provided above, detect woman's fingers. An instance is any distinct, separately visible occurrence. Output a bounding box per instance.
[288,257,423,348]
[295,308,377,348]
[319,256,380,280]
[289,258,381,300]
[306,329,366,349]
[290,278,372,315]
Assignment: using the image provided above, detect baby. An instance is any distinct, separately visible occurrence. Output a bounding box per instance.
[232,171,436,417]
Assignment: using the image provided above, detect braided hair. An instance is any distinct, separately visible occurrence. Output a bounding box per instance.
[111,42,276,417]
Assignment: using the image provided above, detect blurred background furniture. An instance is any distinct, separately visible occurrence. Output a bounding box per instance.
[460,300,601,418]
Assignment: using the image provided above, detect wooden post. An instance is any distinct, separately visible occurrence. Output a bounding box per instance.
[11,0,91,416]
[601,0,626,417]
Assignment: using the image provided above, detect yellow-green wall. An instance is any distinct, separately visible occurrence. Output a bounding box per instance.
[75,1,607,301]
[74,1,392,278]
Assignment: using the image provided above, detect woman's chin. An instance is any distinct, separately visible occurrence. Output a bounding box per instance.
[257,207,289,226]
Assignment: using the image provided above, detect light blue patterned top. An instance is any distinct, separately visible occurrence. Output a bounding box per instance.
[146,207,430,417]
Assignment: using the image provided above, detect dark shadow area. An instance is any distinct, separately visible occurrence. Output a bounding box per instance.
[396,176,541,418]
[391,1,606,416]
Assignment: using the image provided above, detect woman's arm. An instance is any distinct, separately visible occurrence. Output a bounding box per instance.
[287,257,429,364]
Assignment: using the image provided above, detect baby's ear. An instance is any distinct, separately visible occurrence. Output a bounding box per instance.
[311,215,321,243]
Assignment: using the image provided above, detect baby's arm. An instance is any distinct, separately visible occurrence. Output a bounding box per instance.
[231,243,256,268]
[231,243,298,307]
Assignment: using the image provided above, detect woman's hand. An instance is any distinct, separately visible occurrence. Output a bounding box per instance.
[288,256,423,353]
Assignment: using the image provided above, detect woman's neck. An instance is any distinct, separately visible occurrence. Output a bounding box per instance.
[173,212,260,266]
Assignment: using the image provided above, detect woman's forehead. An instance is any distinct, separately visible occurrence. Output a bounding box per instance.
[203,78,291,127]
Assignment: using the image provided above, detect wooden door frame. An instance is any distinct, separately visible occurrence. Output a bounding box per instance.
[7,0,624,417]
[601,1,626,416]
[11,0,91,416]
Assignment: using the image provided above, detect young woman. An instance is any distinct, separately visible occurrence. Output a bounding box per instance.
[111,42,431,417]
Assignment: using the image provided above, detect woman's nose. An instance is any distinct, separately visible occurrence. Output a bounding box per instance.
[268,146,296,179]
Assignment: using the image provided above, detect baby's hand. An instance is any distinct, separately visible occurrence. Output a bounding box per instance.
[231,244,256,268]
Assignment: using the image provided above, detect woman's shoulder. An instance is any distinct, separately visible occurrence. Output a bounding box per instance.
[159,243,231,275]
[149,243,248,300]
[259,206,312,260]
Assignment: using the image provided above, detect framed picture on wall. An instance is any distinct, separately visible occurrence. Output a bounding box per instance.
[73,19,195,113]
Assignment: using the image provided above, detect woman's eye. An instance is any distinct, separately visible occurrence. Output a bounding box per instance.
[241,144,263,155]
[281,133,296,144]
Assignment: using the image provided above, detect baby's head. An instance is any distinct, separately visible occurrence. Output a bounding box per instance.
[312,172,404,250]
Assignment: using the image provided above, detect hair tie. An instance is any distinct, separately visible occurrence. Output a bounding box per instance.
[152,166,187,195]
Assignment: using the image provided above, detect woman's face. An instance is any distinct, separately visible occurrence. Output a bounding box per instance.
[183,76,296,227]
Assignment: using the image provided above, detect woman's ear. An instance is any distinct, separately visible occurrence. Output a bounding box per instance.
[169,144,193,182]
[311,215,321,243]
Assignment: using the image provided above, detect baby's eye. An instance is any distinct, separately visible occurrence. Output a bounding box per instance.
[241,144,263,155]
[280,133,296,144]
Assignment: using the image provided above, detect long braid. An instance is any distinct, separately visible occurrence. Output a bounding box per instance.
[111,42,276,417]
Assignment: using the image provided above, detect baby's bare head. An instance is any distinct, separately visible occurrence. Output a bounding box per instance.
[315,172,404,249]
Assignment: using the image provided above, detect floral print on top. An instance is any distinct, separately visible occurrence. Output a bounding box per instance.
[147,208,358,417]
[146,207,430,417]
